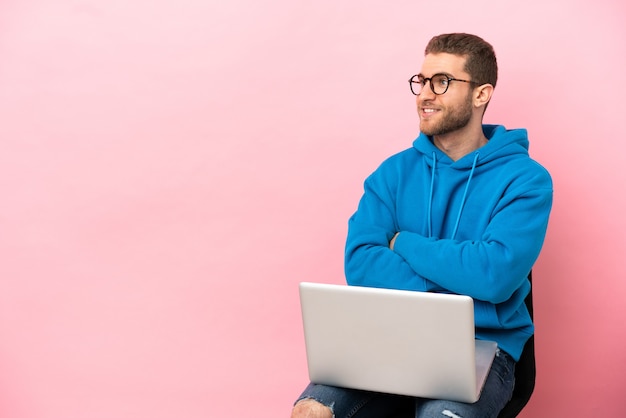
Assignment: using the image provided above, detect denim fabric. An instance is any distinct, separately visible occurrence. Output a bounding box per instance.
[295,349,516,418]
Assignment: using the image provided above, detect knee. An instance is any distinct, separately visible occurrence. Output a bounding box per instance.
[291,398,334,418]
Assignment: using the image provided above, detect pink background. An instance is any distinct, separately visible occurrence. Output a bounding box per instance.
[1,1,625,416]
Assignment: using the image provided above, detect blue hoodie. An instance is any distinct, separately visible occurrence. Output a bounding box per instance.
[345,125,553,361]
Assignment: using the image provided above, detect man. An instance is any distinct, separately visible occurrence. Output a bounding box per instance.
[291,33,553,418]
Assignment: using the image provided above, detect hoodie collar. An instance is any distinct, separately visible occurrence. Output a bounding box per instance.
[413,124,529,169]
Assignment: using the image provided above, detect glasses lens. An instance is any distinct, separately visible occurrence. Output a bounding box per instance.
[431,74,449,94]
[409,76,422,95]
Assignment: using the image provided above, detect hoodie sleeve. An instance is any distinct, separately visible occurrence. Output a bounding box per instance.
[344,162,443,292]
[392,164,553,303]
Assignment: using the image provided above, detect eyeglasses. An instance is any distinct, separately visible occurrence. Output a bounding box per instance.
[408,73,479,95]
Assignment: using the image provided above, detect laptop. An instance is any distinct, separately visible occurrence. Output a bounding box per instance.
[299,282,498,403]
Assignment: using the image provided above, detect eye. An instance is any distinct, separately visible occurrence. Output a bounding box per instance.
[433,74,449,87]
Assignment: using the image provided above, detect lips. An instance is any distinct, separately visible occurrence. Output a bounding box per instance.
[420,107,440,118]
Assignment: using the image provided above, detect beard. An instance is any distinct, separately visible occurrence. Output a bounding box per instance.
[419,92,473,136]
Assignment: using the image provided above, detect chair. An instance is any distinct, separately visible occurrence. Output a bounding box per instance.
[497,270,536,418]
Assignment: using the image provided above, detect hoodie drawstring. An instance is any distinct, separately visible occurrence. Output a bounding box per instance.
[451,152,479,240]
[427,152,437,238]
[428,151,480,240]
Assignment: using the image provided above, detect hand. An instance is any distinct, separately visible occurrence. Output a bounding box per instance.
[389,232,400,250]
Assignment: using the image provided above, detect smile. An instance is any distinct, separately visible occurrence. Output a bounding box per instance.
[420,108,440,117]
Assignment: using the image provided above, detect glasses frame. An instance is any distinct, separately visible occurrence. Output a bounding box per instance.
[409,73,480,96]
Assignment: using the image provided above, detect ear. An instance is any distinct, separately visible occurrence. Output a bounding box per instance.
[473,84,494,109]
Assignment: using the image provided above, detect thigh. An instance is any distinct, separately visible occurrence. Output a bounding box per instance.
[414,350,516,418]
[295,383,414,418]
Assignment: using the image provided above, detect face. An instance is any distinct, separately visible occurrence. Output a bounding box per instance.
[416,53,474,137]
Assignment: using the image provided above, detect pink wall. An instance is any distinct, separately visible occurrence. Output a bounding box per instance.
[0,1,624,416]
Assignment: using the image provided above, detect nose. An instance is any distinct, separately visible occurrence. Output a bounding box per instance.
[416,89,435,110]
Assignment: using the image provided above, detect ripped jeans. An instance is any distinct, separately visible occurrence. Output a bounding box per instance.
[294,349,515,418]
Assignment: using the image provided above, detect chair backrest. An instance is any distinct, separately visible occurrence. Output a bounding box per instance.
[497,270,536,418]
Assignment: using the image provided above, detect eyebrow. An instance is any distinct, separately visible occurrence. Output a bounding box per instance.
[417,72,455,78]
